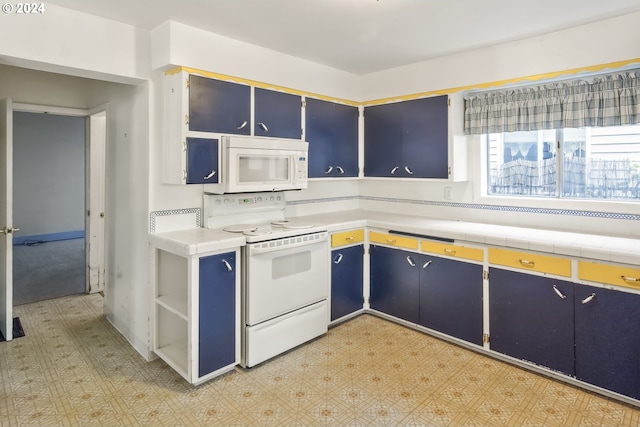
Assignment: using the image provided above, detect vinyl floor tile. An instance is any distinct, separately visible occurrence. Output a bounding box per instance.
[2,293,640,427]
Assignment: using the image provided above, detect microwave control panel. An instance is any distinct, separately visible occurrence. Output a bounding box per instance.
[296,155,308,183]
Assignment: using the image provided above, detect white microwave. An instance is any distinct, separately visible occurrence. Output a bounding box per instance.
[207,136,308,194]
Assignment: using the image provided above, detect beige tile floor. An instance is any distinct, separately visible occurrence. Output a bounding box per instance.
[2,293,640,427]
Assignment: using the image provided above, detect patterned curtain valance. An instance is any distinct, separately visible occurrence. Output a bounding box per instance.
[464,70,640,135]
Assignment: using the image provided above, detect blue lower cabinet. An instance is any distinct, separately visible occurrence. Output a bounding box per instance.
[489,268,575,376]
[419,256,483,345]
[331,245,364,321]
[575,284,640,400]
[186,137,218,184]
[370,245,420,324]
[198,252,236,378]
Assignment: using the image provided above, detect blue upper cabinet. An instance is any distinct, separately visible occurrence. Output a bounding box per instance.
[305,97,359,178]
[364,95,449,178]
[189,75,251,135]
[186,137,219,184]
[254,88,302,139]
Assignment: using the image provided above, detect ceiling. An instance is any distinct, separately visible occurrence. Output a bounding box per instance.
[48,0,640,75]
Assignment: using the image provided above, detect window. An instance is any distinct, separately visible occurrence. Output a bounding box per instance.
[486,125,640,200]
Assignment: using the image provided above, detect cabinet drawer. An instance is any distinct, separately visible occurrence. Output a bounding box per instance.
[578,261,640,290]
[421,241,484,262]
[331,229,365,248]
[488,247,571,277]
[369,231,418,250]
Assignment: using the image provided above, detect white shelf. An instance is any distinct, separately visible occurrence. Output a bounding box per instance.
[156,339,189,379]
[156,295,188,320]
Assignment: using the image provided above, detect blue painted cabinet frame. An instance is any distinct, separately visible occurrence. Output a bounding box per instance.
[198,251,236,378]
[305,97,359,178]
[330,245,364,321]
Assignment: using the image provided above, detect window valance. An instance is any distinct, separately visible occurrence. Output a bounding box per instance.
[464,69,640,135]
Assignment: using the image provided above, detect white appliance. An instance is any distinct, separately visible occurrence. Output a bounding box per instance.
[210,136,309,194]
[204,192,329,368]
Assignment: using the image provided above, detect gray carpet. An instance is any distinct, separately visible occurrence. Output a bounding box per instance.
[12,238,86,306]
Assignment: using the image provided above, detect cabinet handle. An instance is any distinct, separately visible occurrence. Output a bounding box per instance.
[552,284,567,300]
[406,256,416,267]
[422,260,432,269]
[236,120,248,130]
[333,253,343,264]
[345,236,355,241]
[325,166,334,174]
[444,248,456,255]
[581,293,596,304]
[386,238,396,244]
[621,275,640,284]
[404,166,414,175]
[204,170,216,180]
[337,166,345,174]
[519,259,535,268]
[258,122,269,132]
[221,259,233,272]
[391,166,399,175]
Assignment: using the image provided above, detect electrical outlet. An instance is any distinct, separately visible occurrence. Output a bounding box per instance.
[444,187,452,200]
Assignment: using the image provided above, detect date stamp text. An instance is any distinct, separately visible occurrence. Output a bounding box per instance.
[2,3,46,14]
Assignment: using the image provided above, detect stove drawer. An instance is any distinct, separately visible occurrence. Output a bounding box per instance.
[244,300,328,367]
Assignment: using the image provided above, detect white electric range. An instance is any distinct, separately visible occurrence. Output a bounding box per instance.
[203,192,329,368]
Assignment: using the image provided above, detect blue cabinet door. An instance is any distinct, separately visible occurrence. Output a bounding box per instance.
[370,245,420,324]
[186,137,218,184]
[331,245,364,321]
[364,102,403,177]
[489,268,575,376]
[189,75,251,135]
[305,97,359,177]
[575,285,640,400]
[199,252,236,378]
[419,256,483,345]
[254,88,301,139]
[401,96,448,178]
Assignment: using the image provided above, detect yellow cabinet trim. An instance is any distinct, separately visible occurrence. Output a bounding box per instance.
[488,247,571,277]
[578,261,640,290]
[369,231,418,250]
[331,229,365,248]
[421,241,484,262]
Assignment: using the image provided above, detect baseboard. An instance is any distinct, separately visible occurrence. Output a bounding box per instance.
[13,230,85,246]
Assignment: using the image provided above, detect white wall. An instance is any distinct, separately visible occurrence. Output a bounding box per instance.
[13,112,85,237]
[0,4,150,84]
[358,11,640,238]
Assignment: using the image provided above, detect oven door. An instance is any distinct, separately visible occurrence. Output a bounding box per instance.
[244,233,329,325]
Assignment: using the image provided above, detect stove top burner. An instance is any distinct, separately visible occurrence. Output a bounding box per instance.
[223,224,258,233]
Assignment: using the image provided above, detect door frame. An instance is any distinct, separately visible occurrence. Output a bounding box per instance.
[11,102,107,295]
[1,98,13,341]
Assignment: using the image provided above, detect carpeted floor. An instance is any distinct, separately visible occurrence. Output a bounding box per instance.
[2,293,640,426]
[12,238,86,306]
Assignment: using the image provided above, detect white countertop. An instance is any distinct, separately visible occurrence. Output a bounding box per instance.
[150,209,640,264]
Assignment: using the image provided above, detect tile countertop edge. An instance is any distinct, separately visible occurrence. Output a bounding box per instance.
[149,229,246,256]
[289,210,640,264]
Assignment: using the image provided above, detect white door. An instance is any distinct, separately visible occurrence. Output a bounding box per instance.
[86,109,106,293]
[0,98,14,341]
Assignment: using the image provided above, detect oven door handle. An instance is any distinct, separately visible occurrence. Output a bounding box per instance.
[248,235,327,255]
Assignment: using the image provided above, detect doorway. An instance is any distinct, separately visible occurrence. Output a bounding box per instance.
[12,111,87,305]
